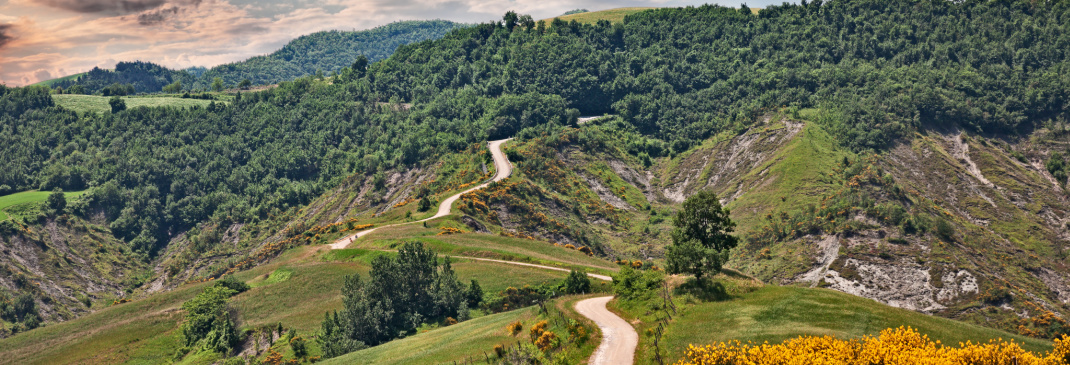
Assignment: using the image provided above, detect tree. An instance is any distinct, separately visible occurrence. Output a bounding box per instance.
[109,96,126,113]
[180,286,241,354]
[238,79,252,90]
[562,269,591,294]
[352,55,369,78]
[665,190,738,280]
[211,77,224,92]
[46,188,66,214]
[466,279,483,307]
[162,80,183,93]
[417,196,431,212]
[319,241,468,357]
[503,11,519,31]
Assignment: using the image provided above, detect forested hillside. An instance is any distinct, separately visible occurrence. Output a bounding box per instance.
[50,61,196,95]
[195,20,469,89]
[47,20,468,94]
[2,0,1070,341]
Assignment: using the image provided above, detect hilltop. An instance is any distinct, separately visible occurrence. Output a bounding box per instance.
[44,20,468,94]
[1,0,1070,363]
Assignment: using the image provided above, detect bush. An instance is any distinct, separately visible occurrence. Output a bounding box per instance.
[562,269,591,294]
[46,188,66,215]
[179,286,241,355]
[108,96,126,113]
[612,266,664,301]
[529,320,548,342]
[213,275,250,294]
[290,336,308,358]
[507,321,523,336]
[534,331,559,351]
[934,219,955,242]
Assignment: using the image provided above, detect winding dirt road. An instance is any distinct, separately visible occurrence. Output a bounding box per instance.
[328,137,637,364]
[329,138,513,249]
[576,296,639,365]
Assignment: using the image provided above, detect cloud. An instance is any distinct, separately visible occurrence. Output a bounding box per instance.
[38,0,169,14]
[0,0,794,86]
[0,23,13,49]
[32,69,52,81]
[137,6,179,25]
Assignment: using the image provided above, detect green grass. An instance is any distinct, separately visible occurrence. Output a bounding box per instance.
[31,73,87,87]
[343,220,618,276]
[325,294,603,365]
[544,7,656,24]
[52,94,220,114]
[325,306,537,364]
[613,281,1053,364]
[0,235,594,364]
[0,190,87,220]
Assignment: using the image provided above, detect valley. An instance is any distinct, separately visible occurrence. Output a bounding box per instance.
[2,1,1070,364]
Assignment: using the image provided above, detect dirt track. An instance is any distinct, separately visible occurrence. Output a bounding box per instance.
[329,138,637,364]
[576,296,638,365]
[330,138,513,249]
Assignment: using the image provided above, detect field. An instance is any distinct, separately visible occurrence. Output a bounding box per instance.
[545,6,760,24]
[30,73,88,88]
[0,238,590,364]
[0,190,87,220]
[52,94,220,114]
[544,7,657,24]
[613,277,1054,364]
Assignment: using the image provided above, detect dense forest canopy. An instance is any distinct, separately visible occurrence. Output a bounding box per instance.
[367,0,1069,151]
[2,0,1069,258]
[49,20,469,94]
[195,20,470,89]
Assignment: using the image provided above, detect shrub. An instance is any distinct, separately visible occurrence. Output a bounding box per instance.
[213,275,250,294]
[290,335,308,358]
[179,286,241,355]
[567,319,588,344]
[613,266,664,301]
[676,327,1070,364]
[562,269,591,294]
[494,344,506,358]
[535,331,559,351]
[529,320,548,342]
[507,321,523,336]
[934,219,955,242]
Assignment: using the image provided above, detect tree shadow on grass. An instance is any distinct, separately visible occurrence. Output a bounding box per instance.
[674,277,732,302]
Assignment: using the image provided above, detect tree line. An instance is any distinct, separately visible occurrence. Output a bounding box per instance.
[47,20,468,95]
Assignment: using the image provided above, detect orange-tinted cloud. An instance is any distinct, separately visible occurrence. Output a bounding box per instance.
[0,0,778,86]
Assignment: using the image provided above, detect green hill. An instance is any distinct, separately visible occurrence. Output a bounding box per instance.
[544,7,656,24]
[193,20,469,89]
[38,20,468,94]
[2,0,1070,362]
[29,73,86,88]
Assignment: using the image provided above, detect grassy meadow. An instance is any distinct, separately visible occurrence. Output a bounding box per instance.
[545,7,656,24]
[612,276,1054,364]
[0,235,592,364]
[52,94,220,114]
[0,190,87,220]
[30,73,88,88]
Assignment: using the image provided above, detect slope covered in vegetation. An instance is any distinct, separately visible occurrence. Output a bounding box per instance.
[45,20,468,94]
[1,0,1070,349]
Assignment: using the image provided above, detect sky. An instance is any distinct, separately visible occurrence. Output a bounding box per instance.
[0,0,787,86]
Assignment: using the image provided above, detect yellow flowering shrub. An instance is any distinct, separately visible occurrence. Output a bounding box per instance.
[676,327,1070,365]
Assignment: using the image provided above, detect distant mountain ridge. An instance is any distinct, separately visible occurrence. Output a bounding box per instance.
[48,20,469,94]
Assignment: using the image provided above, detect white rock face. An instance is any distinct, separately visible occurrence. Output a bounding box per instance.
[820,258,979,313]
